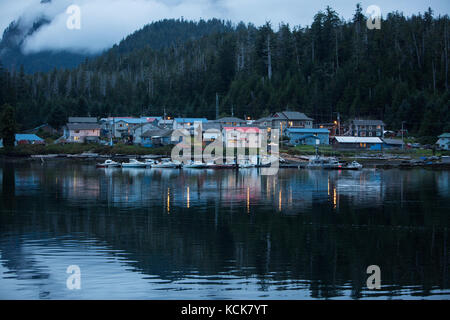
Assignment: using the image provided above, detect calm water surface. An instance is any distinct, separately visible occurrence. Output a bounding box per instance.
[0,160,449,299]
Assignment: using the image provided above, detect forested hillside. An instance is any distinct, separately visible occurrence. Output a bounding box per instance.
[0,6,449,140]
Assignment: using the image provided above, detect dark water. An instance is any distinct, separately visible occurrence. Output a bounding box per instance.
[0,160,448,300]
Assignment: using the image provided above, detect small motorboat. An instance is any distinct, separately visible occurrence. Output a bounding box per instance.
[238,160,255,168]
[206,160,237,169]
[121,159,147,168]
[306,156,337,169]
[96,159,121,168]
[144,159,156,167]
[344,161,363,170]
[152,160,181,168]
[183,161,207,169]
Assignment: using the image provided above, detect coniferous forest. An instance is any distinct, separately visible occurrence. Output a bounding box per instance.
[0,5,449,141]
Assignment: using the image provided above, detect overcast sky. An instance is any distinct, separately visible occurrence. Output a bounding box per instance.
[0,0,449,54]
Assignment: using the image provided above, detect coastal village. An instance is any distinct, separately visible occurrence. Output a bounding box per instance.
[2,110,449,168]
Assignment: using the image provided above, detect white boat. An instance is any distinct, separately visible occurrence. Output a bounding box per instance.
[183,161,207,169]
[144,159,156,167]
[238,160,255,168]
[323,158,345,169]
[96,159,121,168]
[306,156,337,169]
[121,159,147,168]
[344,161,363,170]
[152,160,181,168]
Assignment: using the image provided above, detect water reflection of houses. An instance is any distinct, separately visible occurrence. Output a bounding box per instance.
[59,170,101,201]
[330,170,385,208]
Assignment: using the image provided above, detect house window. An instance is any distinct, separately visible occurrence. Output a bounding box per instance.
[75,130,80,134]
[369,132,372,136]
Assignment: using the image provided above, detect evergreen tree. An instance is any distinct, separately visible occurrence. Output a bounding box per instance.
[0,104,17,149]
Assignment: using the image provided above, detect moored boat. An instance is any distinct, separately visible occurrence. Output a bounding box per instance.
[152,160,181,168]
[96,159,121,168]
[343,161,363,170]
[238,160,256,168]
[121,159,147,168]
[183,161,208,169]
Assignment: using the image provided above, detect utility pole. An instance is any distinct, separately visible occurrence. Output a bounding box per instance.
[216,93,219,120]
[338,113,341,136]
[401,121,406,151]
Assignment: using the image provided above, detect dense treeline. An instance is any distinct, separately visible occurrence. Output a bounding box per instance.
[0,6,449,140]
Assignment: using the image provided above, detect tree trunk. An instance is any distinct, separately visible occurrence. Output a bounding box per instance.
[412,32,421,69]
[267,35,272,80]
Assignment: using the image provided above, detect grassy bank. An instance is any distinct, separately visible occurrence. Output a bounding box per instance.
[0,143,173,157]
[281,145,450,158]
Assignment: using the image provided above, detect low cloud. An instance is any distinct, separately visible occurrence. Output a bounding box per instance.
[0,0,448,55]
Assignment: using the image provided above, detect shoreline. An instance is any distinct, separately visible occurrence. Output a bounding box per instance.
[1,153,449,170]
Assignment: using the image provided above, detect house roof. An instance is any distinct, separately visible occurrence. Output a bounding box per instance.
[141,128,173,137]
[382,138,404,145]
[68,117,98,123]
[140,116,162,121]
[223,127,260,133]
[132,123,160,132]
[202,122,222,130]
[114,118,148,124]
[272,111,313,121]
[351,119,385,126]
[215,117,246,123]
[15,134,44,141]
[334,136,383,143]
[254,116,272,123]
[66,123,101,130]
[438,133,450,138]
[174,118,208,123]
[286,128,330,134]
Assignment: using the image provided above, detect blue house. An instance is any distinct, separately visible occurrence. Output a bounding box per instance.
[286,128,330,145]
[0,134,45,147]
[141,128,174,147]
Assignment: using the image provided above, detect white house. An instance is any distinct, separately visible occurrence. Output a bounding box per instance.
[222,127,262,148]
[63,117,101,143]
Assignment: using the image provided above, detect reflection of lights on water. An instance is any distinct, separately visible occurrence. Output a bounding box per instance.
[328,178,330,196]
[278,189,282,211]
[289,186,292,207]
[333,187,337,209]
[167,188,170,214]
[247,187,250,213]
[187,186,190,209]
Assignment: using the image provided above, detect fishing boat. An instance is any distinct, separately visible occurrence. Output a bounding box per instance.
[121,159,147,168]
[306,156,339,169]
[96,159,121,168]
[183,161,207,169]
